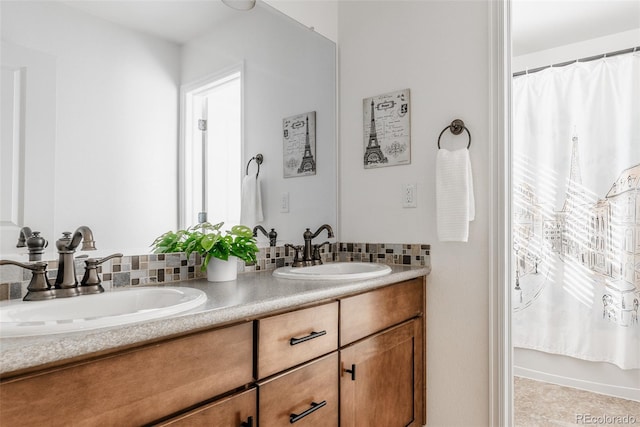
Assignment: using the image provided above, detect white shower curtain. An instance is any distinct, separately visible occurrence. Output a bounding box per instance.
[511,51,640,370]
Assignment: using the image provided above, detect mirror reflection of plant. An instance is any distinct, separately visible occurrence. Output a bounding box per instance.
[151,222,259,271]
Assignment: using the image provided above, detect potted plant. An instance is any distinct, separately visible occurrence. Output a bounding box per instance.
[151,222,259,282]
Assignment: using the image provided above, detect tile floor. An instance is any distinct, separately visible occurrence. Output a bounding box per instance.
[514,376,640,426]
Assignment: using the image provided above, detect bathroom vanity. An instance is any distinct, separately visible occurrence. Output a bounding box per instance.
[0,267,427,426]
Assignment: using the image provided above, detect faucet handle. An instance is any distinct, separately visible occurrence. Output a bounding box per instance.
[312,241,331,264]
[285,244,304,267]
[80,253,123,294]
[0,260,55,301]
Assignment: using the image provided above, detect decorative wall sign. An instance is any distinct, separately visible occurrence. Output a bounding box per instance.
[363,89,411,168]
[283,111,316,178]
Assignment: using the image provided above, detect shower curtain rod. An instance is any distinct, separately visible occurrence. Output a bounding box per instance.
[513,46,639,77]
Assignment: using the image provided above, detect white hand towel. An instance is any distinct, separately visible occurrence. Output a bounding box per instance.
[436,148,475,242]
[240,175,264,225]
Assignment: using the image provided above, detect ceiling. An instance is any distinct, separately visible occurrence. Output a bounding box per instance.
[512,0,640,56]
[61,0,238,45]
[62,1,640,52]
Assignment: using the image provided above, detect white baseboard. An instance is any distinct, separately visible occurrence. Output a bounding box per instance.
[514,365,640,402]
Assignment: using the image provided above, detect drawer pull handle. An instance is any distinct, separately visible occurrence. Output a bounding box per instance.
[344,363,356,381]
[240,416,253,427]
[289,401,327,424]
[289,330,326,346]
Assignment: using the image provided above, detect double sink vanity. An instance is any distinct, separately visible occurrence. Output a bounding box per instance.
[0,262,428,426]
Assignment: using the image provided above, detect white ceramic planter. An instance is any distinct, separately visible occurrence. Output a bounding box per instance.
[206,256,238,282]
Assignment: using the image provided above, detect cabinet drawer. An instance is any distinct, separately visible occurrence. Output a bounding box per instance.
[258,352,338,427]
[0,322,254,426]
[340,278,423,346]
[257,302,338,378]
[158,387,256,426]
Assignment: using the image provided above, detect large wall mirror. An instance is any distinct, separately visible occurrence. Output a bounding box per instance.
[0,0,337,257]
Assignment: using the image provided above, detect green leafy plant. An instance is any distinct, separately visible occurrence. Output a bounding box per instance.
[151,222,259,271]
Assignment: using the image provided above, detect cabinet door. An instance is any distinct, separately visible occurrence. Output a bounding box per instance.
[157,388,256,427]
[340,320,423,427]
[259,352,338,426]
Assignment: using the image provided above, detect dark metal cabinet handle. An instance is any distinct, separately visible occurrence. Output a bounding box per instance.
[344,363,356,381]
[289,330,327,346]
[240,416,253,427]
[289,401,327,424]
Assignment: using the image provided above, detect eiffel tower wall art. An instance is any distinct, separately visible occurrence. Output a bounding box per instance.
[283,111,316,178]
[363,89,411,169]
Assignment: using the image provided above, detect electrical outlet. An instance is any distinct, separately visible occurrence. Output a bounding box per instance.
[402,183,417,208]
[280,192,290,213]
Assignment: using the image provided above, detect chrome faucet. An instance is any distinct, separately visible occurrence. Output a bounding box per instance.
[253,225,278,247]
[302,224,334,266]
[54,226,97,296]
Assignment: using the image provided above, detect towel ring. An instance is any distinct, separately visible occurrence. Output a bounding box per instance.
[246,154,263,178]
[437,119,471,149]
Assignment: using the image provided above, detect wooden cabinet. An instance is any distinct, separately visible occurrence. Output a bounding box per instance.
[340,278,423,346]
[258,353,339,426]
[0,322,254,426]
[257,302,338,378]
[158,388,256,427]
[0,276,426,426]
[340,277,425,426]
[340,320,423,427]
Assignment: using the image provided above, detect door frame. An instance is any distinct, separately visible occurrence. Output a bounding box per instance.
[488,1,512,426]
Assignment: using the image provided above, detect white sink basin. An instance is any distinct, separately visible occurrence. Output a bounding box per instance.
[273,262,392,281]
[0,287,207,338]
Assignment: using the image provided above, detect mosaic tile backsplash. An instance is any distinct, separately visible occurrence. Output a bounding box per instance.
[0,242,430,301]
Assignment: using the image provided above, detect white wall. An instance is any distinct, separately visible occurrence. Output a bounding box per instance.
[338,1,491,425]
[181,4,337,245]
[1,2,180,253]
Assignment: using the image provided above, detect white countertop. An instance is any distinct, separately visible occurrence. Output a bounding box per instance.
[0,265,429,375]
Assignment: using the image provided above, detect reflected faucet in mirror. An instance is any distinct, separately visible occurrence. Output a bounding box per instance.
[16,227,33,248]
[0,226,123,301]
[253,225,277,247]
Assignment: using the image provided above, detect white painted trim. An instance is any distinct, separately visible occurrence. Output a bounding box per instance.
[489,0,512,425]
[334,36,341,241]
[178,62,245,229]
[514,366,640,402]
